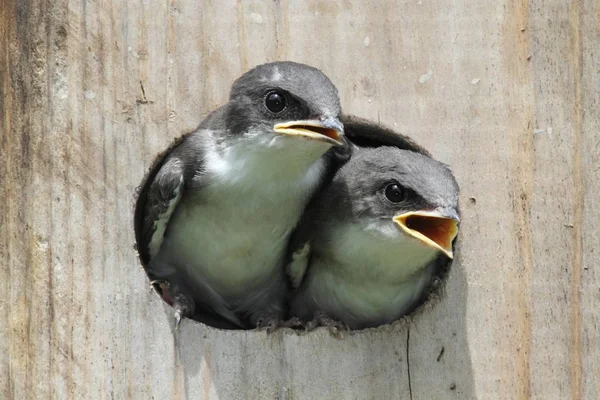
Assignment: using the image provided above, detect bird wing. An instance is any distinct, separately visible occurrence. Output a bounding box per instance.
[134,134,191,267]
[134,129,246,329]
[341,114,431,156]
[286,242,311,290]
[134,106,227,265]
[285,190,327,290]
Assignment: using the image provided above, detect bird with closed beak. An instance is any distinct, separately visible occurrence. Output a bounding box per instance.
[287,145,459,330]
[134,61,347,329]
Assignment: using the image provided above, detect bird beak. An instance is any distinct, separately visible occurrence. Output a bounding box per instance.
[393,210,460,259]
[273,116,344,146]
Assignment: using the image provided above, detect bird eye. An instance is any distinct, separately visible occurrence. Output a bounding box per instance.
[384,183,406,203]
[265,90,287,113]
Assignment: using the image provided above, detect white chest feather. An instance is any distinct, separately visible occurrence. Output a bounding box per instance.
[164,137,327,297]
[309,223,438,322]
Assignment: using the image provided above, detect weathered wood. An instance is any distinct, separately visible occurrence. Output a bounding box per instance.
[1,0,598,399]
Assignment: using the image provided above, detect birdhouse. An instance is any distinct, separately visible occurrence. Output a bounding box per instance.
[1,1,597,399]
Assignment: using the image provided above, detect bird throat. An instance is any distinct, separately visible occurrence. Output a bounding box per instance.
[212,128,332,184]
[325,223,439,283]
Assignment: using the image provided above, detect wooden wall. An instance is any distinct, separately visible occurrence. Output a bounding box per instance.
[1,0,598,398]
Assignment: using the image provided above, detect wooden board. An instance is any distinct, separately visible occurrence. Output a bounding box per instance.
[1,0,598,398]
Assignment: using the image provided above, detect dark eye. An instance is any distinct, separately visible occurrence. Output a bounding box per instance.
[265,90,287,113]
[384,183,405,203]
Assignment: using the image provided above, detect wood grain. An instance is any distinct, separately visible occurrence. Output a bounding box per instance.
[1,0,598,399]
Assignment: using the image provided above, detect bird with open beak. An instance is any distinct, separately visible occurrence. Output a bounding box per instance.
[287,144,459,331]
[134,61,347,329]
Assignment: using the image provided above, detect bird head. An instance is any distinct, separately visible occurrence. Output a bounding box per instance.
[226,61,345,152]
[328,146,460,259]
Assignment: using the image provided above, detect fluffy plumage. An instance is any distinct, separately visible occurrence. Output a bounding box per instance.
[288,145,460,330]
[134,62,347,329]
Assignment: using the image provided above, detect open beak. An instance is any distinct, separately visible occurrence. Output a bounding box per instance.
[273,116,344,146]
[393,210,459,259]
